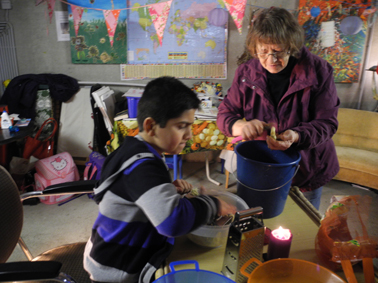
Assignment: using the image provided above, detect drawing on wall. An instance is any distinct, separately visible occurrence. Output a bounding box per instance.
[298,0,372,83]
[67,0,127,64]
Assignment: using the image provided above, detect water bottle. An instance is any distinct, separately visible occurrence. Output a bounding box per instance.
[1,110,12,129]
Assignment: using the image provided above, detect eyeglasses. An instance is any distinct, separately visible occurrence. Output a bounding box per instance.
[254,51,290,60]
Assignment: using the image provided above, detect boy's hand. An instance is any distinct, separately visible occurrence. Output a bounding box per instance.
[216,198,237,217]
[183,186,237,216]
[173,179,193,195]
[184,186,207,198]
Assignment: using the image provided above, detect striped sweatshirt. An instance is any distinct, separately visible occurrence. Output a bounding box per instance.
[83,135,219,283]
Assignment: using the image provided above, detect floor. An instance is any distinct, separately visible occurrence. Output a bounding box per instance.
[7,158,378,278]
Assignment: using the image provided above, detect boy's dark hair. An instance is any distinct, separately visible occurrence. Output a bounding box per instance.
[137,76,200,130]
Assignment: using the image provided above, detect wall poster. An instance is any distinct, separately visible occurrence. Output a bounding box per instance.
[123,0,228,79]
[298,0,372,83]
[67,0,127,64]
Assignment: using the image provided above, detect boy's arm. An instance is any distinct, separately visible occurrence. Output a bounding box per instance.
[129,162,233,237]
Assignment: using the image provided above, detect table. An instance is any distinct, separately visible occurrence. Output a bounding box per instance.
[158,193,370,283]
[0,122,34,168]
[0,122,34,146]
[108,119,228,185]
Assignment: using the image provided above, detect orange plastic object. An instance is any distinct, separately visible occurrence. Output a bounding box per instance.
[240,258,347,283]
[0,105,8,112]
[315,195,378,282]
[315,196,378,264]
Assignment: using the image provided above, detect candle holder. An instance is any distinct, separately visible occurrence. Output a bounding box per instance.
[267,226,292,260]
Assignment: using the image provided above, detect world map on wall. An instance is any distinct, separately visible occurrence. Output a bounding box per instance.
[127,0,227,64]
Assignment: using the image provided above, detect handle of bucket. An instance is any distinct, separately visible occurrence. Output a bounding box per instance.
[240,258,263,278]
[230,151,300,192]
[169,260,200,272]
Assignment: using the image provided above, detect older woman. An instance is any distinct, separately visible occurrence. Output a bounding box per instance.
[217,7,340,210]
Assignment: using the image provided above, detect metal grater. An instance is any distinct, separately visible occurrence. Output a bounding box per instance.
[221,207,265,283]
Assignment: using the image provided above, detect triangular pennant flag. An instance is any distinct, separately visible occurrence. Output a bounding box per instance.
[148,0,172,46]
[35,0,45,6]
[223,0,247,34]
[47,0,56,23]
[71,5,84,36]
[103,9,121,47]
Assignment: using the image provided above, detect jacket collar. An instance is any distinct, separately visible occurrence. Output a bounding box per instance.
[241,47,319,94]
[291,47,319,91]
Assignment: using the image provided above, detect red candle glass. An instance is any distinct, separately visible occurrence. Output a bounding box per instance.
[267,226,293,260]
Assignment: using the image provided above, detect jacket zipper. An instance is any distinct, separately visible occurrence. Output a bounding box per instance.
[241,76,281,131]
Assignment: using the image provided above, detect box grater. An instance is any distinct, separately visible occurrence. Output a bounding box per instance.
[221,207,265,283]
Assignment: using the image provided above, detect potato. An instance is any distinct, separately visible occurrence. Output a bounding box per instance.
[270,126,277,140]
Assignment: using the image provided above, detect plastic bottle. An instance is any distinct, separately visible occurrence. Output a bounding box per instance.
[1,110,12,129]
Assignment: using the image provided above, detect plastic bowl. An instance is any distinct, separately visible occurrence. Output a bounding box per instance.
[240,258,347,283]
[187,191,249,248]
[153,260,235,283]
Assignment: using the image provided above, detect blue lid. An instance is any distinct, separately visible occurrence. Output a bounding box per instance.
[153,261,235,283]
[154,270,235,283]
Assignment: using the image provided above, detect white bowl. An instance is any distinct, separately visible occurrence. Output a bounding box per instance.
[187,191,249,248]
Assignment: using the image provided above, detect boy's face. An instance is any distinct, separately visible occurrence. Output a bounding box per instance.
[153,109,195,155]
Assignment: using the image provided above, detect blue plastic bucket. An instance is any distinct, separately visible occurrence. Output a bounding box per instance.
[153,260,235,283]
[235,140,301,219]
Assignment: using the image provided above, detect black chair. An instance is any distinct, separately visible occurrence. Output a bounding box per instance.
[0,165,96,282]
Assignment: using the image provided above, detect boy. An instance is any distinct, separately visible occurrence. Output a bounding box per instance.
[83,76,236,283]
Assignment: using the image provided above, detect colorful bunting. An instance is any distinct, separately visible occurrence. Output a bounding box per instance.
[103,9,121,47]
[43,0,374,41]
[47,0,56,23]
[148,0,172,46]
[42,0,250,42]
[71,4,84,37]
[35,0,45,6]
[223,0,247,34]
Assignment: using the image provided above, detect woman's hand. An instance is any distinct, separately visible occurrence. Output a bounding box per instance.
[267,129,299,150]
[173,179,193,195]
[239,119,270,140]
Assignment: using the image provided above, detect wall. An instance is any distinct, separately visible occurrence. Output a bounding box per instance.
[1,0,378,111]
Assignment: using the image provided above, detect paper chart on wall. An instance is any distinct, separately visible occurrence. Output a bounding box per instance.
[55,11,70,41]
[320,21,335,48]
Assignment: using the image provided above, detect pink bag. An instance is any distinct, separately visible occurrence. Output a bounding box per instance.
[34,152,80,204]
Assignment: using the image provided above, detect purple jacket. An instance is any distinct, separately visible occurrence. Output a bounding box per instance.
[217,47,340,191]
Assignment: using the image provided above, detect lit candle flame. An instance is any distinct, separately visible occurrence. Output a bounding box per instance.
[272,226,291,240]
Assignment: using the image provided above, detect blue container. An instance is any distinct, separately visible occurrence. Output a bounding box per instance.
[153,260,235,283]
[127,96,141,118]
[235,140,301,219]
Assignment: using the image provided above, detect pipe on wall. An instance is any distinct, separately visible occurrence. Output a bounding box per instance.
[357,12,376,109]
[78,81,147,87]
[0,22,19,97]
